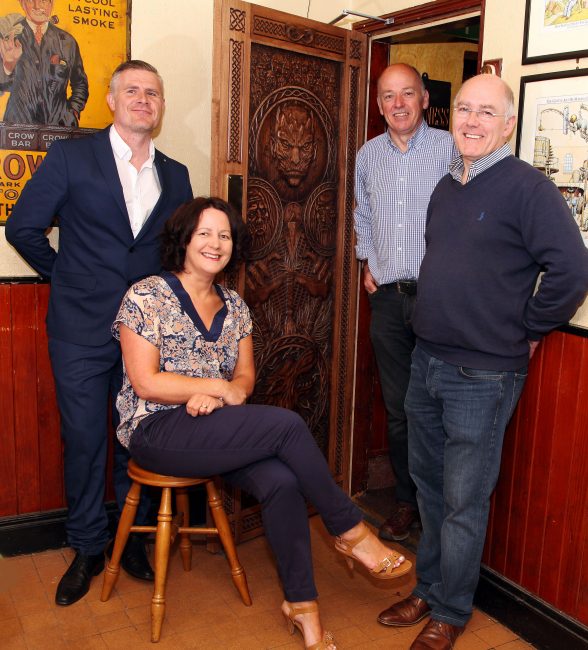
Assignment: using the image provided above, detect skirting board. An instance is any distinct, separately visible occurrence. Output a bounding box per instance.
[0,505,118,557]
[476,566,588,650]
[0,489,208,557]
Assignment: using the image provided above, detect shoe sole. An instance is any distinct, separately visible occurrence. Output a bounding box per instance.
[377,610,431,627]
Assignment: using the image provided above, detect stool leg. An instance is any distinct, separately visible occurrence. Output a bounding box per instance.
[175,488,192,571]
[151,487,173,642]
[101,481,141,602]
[205,481,252,606]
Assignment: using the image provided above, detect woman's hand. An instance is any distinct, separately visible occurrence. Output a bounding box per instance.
[186,393,224,417]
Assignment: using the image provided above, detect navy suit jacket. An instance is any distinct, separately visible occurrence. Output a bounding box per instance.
[6,127,193,346]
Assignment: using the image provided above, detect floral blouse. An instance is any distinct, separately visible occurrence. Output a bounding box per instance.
[112,272,253,447]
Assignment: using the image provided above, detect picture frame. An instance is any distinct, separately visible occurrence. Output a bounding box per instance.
[522,0,588,65]
[516,68,588,334]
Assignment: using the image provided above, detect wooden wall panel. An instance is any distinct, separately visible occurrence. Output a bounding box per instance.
[11,285,41,513]
[0,283,64,517]
[484,330,588,626]
[0,285,17,516]
[35,286,64,511]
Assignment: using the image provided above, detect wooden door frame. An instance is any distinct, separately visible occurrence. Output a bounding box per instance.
[350,0,485,496]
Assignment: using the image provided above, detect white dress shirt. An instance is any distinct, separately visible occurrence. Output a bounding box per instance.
[109,125,161,238]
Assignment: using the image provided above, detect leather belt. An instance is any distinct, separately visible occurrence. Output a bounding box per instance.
[381,280,417,296]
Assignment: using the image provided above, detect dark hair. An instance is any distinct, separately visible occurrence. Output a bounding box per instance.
[161,197,250,273]
[109,60,163,94]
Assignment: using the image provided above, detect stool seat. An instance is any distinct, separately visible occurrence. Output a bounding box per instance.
[101,460,252,642]
[127,462,208,488]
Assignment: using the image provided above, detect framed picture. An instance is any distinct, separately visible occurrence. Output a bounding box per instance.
[0,0,130,224]
[516,68,588,334]
[522,0,588,65]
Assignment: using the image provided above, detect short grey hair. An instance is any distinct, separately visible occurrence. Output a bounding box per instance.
[109,60,164,96]
[455,74,515,119]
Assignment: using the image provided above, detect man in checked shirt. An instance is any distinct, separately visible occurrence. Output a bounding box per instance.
[353,63,456,542]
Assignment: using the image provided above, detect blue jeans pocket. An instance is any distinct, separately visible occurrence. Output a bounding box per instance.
[458,366,506,381]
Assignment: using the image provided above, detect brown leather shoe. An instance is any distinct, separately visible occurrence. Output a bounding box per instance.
[378,595,431,627]
[409,619,464,649]
[379,503,420,541]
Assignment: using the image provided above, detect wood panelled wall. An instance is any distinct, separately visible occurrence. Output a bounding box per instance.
[484,330,588,626]
[0,282,114,518]
[0,283,63,517]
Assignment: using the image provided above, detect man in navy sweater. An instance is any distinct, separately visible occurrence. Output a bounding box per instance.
[377,74,588,649]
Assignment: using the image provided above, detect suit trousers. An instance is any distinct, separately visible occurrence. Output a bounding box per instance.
[129,404,363,602]
[49,337,149,555]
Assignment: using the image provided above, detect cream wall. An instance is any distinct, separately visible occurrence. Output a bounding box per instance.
[4,0,587,276]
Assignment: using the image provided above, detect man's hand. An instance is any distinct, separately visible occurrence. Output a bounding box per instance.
[363,263,378,294]
[0,31,22,74]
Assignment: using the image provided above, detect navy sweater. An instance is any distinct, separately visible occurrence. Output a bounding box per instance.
[413,155,588,370]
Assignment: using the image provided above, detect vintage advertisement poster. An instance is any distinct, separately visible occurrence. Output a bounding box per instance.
[0,0,129,222]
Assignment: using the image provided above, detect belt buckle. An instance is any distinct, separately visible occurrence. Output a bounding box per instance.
[396,280,416,296]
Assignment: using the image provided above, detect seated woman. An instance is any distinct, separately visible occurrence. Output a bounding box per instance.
[113,196,411,650]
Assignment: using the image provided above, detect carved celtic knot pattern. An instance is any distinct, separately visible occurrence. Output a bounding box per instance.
[252,15,345,55]
[229,7,245,32]
[350,39,362,60]
[228,39,243,163]
[314,32,345,54]
[253,15,286,39]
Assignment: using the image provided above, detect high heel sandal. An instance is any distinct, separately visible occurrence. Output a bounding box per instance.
[283,602,335,650]
[335,525,412,579]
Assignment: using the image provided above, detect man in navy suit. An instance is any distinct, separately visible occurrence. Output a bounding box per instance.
[6,60,192,606]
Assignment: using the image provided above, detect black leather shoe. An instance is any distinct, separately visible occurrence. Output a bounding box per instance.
[55,551,104,606]
[120,534,154,582]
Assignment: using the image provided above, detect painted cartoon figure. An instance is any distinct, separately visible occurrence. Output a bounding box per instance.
[0,0,88,126]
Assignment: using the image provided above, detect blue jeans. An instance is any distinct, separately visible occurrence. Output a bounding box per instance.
[368,287,417,506]
[405,345,527,626]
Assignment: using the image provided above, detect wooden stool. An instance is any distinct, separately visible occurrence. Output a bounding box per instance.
[101,460,252,642]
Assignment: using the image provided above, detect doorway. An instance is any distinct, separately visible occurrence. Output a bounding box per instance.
[351,10,482,540]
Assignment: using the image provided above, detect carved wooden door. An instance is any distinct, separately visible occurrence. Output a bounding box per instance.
[211,0,367,542]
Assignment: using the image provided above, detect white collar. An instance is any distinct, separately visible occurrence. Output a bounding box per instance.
[109,125,155,167]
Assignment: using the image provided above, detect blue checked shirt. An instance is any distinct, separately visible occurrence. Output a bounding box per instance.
[354,121,457,285]
[449,143,512,183]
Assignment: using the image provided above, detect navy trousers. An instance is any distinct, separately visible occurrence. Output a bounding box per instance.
[129,404,363,602]
[49,337,148,555]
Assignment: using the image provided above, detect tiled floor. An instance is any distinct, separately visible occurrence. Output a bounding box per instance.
[0,517,535,649]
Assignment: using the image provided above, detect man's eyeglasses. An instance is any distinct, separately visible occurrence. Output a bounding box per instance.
[453,106,507,122]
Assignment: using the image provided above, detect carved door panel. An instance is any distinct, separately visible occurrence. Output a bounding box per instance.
[212,0,367,542]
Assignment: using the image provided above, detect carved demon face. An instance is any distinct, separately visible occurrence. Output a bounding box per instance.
[270,103,317,187]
